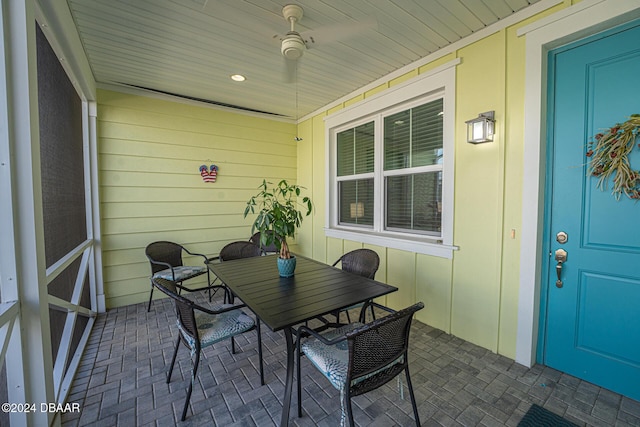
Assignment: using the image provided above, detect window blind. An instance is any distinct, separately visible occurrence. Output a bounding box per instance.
[384,98,443,170]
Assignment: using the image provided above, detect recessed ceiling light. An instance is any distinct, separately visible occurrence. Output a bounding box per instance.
[230,74,246,82]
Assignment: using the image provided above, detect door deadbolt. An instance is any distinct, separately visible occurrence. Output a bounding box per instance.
[556,231,568,244]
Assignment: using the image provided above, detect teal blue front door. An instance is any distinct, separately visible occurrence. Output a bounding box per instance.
[544,21,640,401]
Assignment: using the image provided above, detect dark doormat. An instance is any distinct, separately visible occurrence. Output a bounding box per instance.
[518,404,580,427]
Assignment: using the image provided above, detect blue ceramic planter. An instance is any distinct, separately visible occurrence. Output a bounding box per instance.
[277,256,296,277]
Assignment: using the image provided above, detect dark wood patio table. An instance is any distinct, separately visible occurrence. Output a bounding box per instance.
[206,253,397,426]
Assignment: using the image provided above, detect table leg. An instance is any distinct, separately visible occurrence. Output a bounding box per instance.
[279,326,294,427]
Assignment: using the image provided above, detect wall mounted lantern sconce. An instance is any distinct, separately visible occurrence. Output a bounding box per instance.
[465,111,495,144]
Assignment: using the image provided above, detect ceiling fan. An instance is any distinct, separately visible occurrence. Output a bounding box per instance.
[279,4,307,60]
[274,4,377,82]
[175,0,375,83]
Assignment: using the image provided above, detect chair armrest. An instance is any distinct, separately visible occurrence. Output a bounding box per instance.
[204,256,220,264]
[364,301,396,313]
[149,260,177,280]
[195,301,249,316]
[358,301,396,322]
[296,324,348,346]
[175,282,228,296]
[149,259,173,270]
[182,247,209,263]
[349,302,423,339]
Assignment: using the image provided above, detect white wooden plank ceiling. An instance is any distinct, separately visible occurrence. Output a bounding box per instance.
[66,0,541,119]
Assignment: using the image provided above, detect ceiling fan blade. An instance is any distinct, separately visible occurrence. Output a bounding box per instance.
[300,16,377,47]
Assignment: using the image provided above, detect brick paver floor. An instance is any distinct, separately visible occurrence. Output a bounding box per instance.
[61,292,640,426]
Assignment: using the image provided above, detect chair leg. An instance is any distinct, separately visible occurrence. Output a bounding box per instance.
[344,390,355,427]
[345,310,352,323]
[358,303,369,323]
[359,301,376,323]
[257,320,264,386]
[147,282,154,312]
[225,285,232,304]
[181,350,200,421]
[404,366,421,426]
[167,336,180,383]
[231,336,236,354]
[296,334,303,418]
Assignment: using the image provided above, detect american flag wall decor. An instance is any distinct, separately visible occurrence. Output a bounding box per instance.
[199,164,218,183]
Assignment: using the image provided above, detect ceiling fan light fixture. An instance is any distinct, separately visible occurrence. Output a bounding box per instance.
[281,33,305,60]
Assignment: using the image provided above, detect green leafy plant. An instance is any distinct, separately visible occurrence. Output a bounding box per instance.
[244,179,313,259]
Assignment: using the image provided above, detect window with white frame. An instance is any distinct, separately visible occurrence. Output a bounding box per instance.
[325,60,458,258]
[337,121,375,227]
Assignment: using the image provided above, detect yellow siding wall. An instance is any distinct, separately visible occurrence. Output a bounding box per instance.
[98,90,296,308]
[295,4,566,359]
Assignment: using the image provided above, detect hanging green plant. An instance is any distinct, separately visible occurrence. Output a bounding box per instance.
[586,114,640,200]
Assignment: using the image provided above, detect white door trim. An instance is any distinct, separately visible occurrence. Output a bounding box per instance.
[516,0,640,367]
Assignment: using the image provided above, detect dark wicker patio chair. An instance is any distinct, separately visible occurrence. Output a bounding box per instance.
[331,248,380,323]
[153,277,264,421]
[205,240,265,383]
[145,241,211,312]
[296,302,424,426]
[249,231,280,254]
[220,240,264,261]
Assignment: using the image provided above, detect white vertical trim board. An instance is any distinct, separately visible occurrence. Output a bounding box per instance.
[87,102,105,312]
[516,0,640,367]
[0,1,29,423]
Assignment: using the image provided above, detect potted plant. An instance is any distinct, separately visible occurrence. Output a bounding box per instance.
[244,179,313,277]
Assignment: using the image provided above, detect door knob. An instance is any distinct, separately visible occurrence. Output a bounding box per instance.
[555,249,567,288]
